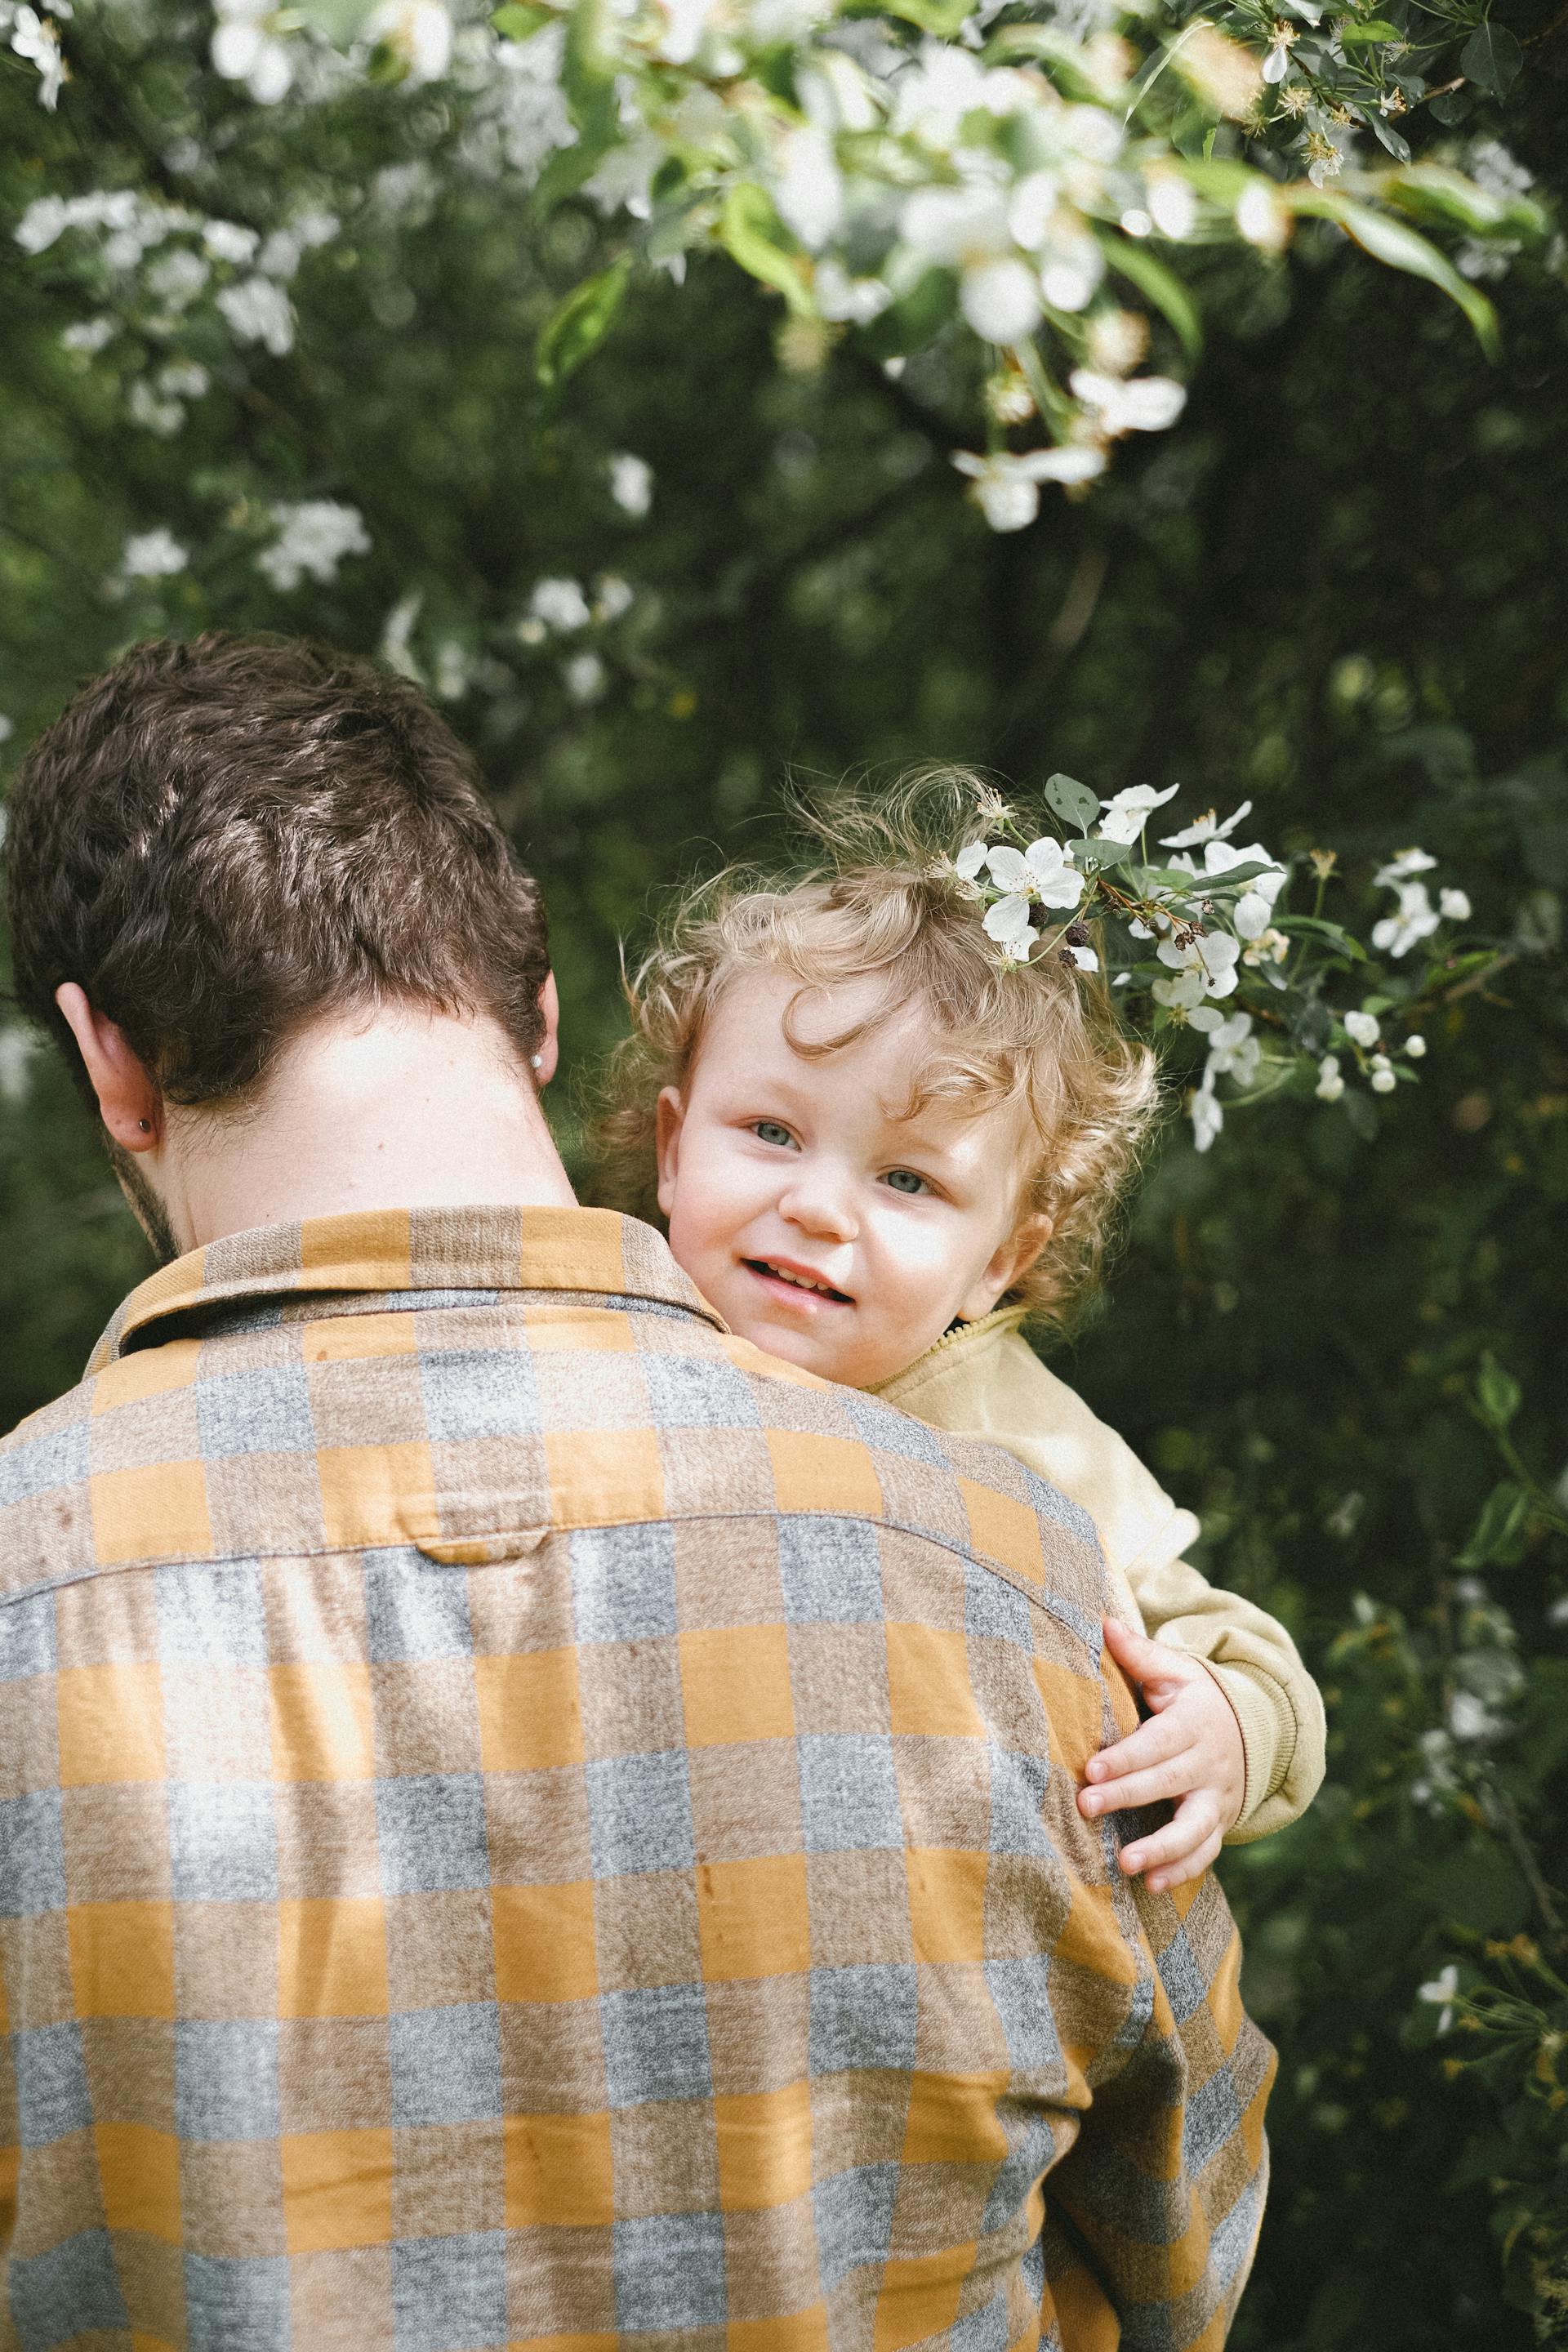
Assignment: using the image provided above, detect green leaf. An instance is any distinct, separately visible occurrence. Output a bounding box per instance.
[1101,235,1203,363]
[875,0,972,30]
[1278,915,1369,960]
[1337,15,1403,36]
[1079,835,1136,868]
[1045,772,1101,831]
[718,185,813,319]
[492,2,554,35]
[1427,88,1475,123]
[293,0,379,40]
[857,266,956,360]
[1455,1480,1530,1567]
[1307,195,1499,359]
[1190,858,1281,889]
[1477,1354,1521,1428]
[1367,111,1413,163]
[1342,1089,1379,1142]
[1459,18,1522,100]
[535,260,630,388]
[1383,163,1542,238]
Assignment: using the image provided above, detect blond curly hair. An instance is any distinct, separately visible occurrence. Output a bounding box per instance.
[592,769,1161,1331]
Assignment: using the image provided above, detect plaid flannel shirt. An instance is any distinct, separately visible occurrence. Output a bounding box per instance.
[0,1205,1272,2352]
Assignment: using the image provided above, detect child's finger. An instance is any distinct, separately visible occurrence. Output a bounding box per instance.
[1082,1708,1189,1788]
[1120,1797,1223,1882]
[1077,1747,1203,1816]
[1101,1615,1182,1686]
[1145,1826,1224,1894]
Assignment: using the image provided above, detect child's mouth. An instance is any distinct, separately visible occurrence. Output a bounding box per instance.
[742,1258,853,1308]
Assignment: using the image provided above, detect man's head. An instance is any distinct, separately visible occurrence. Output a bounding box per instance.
[5,632,558,1253]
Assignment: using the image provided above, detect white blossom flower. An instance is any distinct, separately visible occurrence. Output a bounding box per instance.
[1440,888,1472,922]
[1450,1689,1508,1744]
[774,127,842,251]
[902,184,1011,270]
[158,360,210,400]
[121,527,189,578]
[1190,1083,1223,1152]
[986,837,1083,911]
[1191,1007,1260,1085]
[0,1026,36,1104]
[528,577,591,632]
[1243,925,1290,967]
[608,454,653,518]
[1069,369,1187,436]
[960,258,1042,346]
[1374,845,1437,888]
[255,501,371,591]
[1160,800,1251,849]
[813,261,891,325]
[1066,943,1098,973]
[1315,1054,1345,1102]
[1418,1962,1459,2034]
[1343,1010,1380,1048]
[368,0,452,83]
[1187,835,1287,938]
[950,446,1104,532]
[127,381,185,436]
[211,1,292,104]
[61,315,116,354]
[1369,1054,1396,1094]
[10,5,67,109]
[1039,236,1104,314]
[1406,1033,1428,1058]
[954,840,989,881]
[1145,173,1196,240]
[653,0,716,65]
[1372,880,1441,958]
[1235,181,1290,251]
[982,895,1037,960]
[1098,781,1180,844]
[1261,27,1293,82]
[203,219,261,267]
[564,649,607,703]
[146,247,211,308]
[216,276,295,355]
[1152,965,1205,1012]
[1157,929,1241,1000]
[593,574,635,624]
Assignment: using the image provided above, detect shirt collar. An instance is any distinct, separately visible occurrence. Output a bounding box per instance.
[87,1205,724,1371]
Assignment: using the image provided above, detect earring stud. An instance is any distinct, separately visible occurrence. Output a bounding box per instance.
[137,1119,151,1134]
[530,1054,543,1071]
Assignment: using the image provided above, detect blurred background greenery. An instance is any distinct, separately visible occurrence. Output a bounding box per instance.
[2,7,1566,2341]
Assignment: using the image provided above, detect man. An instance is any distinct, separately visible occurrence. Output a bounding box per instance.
[0,634,1272,2352]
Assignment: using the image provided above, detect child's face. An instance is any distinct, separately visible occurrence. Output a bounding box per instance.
[656,972,1049,1389]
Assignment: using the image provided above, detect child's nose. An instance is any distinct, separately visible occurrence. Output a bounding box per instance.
[778,1169,858,1244]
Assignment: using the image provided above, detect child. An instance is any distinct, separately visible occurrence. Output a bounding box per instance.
[597,781,1325,1888]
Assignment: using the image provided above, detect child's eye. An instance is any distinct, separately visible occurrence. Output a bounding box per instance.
[752,1120,797,1150]
[883,1168,929,1196]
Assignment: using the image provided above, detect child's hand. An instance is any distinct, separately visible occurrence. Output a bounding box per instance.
[1076,1618,1246,1892]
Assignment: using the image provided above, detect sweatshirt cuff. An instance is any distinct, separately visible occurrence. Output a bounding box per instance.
[1201,1660,1294,1845]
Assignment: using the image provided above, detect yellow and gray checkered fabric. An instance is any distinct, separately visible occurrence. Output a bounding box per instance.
[0,1206,1272,2352]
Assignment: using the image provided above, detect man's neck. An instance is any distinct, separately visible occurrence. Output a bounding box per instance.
[151,1007,576,1254]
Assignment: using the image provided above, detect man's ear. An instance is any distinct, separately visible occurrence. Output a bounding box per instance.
[957,1210,1054,1324]
[532,972,561,1088]
[54,984,162,1150]
[654,1086,685,1218]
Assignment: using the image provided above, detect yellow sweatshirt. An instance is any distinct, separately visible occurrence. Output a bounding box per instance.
[872,1307,1325,1845]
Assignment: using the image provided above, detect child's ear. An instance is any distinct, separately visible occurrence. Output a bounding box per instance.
[959,1211,1054,1323]
[654,1086,686,1218]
